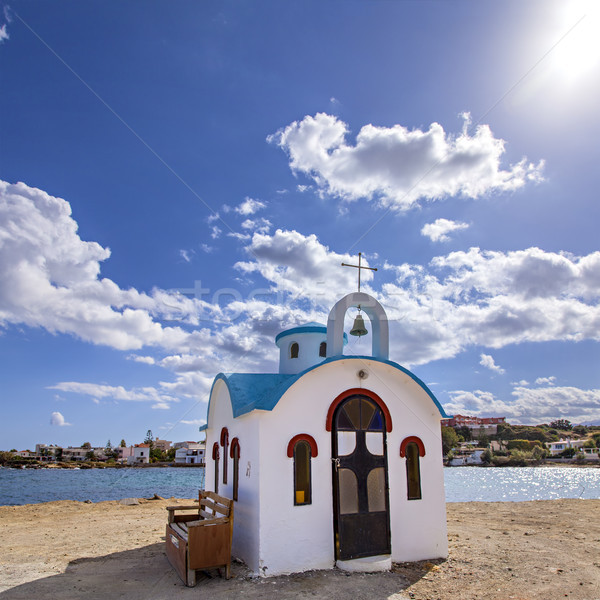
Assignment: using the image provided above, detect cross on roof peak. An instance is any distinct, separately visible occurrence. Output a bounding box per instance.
[341,252,377,292]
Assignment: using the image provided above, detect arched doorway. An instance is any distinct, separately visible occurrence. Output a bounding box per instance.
[331,393,391,560]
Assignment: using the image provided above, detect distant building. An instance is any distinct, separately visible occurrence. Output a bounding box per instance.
[153,438,172,452]
[546,439,586,456]
[174,442,205,464]
[129,443,151,464]
[442,414,506,436]
[116,445,135,463]
[62,447,89,461]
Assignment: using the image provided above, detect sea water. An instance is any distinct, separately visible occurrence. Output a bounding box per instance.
[0,466,599,506]
[0,467,205,505]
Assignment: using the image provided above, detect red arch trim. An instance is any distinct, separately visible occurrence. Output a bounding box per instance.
[230,437,241,459]
[400,436,426,457]
[325,388,393,432]
[286,434,318,458]
[212,442,220,460]
[220,427,229,447]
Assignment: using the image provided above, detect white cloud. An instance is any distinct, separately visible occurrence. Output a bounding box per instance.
[227,232,251,241]
[240,218,272,234]
[535,376,556,386]
[179,249,194,263]
[200,244,214,253]
[210,225,222,239]
[180,418,207,426]
[444,385,600,425]
[269,112,544,210]
[235,229,373,303]
[50,411,71,426]
[0,24,8,43]
[479,353,505,374]
[128,355,156,365]
[48,381,180,407]
[0,180,211,351]
[235,197,266,216]
[421,218,469,242]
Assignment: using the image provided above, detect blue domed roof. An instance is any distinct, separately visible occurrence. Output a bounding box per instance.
[274,322,327,345]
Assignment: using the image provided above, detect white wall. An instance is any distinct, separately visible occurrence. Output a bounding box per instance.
[205,379,261,573]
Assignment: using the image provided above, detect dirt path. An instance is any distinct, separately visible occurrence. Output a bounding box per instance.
[0,498,598,599]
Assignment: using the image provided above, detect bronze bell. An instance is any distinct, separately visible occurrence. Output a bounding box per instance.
[350,313,368,337]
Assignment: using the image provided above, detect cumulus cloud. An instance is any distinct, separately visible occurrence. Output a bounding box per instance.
[50,411,71,426]
[444,385,600,425]
[269,112,544,210]
[535,376,556,386]
[0,23,8,43]
[235,229,374,303]
[479,353,505,374]
[0,180,207,351]
[235,197,266,216]
[421,218,469,242]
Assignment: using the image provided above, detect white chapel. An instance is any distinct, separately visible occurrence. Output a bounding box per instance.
[201,288,450,576]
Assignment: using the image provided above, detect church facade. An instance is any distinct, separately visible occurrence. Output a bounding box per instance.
[201,292,449,576]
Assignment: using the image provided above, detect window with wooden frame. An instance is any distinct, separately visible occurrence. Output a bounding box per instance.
[290,342,299,358]
[212,442,220,494]
[400,436,425,500]
[220,427,229,485]
[287,434,318,506]
[319,341,327,357]
[230,438,241,502]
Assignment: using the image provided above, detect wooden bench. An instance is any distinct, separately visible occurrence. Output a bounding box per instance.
[165,491,234,586]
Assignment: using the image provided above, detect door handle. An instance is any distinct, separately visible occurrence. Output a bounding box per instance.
[332,457,340,471]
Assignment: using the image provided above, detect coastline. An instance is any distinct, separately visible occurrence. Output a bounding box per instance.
[1,497,598,599]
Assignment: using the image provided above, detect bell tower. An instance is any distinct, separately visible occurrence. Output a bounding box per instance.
[326,292,389,359]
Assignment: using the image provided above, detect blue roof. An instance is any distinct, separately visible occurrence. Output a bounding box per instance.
[275,322,326,345]
[275,322,348,345]
[205,356,450,423]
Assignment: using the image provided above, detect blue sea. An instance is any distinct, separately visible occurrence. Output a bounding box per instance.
[0,466,599,505]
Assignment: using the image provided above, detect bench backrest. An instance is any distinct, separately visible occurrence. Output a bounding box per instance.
[198,490,233,521]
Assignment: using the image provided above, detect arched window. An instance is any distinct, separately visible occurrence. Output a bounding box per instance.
[212,442,220,494]
[230,438,241,502]
[220,428,229,485]
[290,342,299,359]
[319,341,327,357]
[400,436,425,500]
[287,434,318,506]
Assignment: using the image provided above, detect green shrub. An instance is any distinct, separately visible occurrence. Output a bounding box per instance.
[507,439,542,451]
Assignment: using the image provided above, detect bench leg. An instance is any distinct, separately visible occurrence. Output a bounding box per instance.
[186,567,196,587]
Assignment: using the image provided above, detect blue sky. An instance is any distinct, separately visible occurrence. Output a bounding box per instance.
[1,0,599,451]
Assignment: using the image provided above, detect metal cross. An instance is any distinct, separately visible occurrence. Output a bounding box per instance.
[341,252,377,292]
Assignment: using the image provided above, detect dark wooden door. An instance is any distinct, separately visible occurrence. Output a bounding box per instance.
[332,394,390,560]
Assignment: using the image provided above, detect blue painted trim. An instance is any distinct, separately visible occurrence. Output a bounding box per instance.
[201,356,450,432]
[275,324,327,345]
[275,325,348,346]
[199,424,208,432]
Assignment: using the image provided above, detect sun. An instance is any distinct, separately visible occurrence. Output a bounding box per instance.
[550,0,600,85]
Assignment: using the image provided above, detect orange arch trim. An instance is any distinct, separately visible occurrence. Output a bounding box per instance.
[286,434,318,458]
[212,442,220,460]
[400,436,426,457]
[325,388,392,432]
[230,437,241,459]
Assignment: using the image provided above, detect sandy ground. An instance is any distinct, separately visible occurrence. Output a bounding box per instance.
[0,497,598,600]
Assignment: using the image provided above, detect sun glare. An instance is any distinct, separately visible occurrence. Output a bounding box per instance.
[551,0,600,85]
